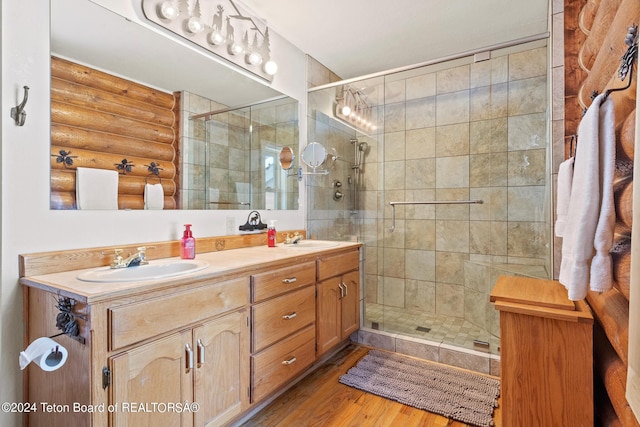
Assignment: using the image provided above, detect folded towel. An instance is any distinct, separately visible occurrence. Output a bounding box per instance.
[558,93,606,300]
[590,95,616,293]
[76,167,118,210]
[144,183,164,210]
[555,157,574,237]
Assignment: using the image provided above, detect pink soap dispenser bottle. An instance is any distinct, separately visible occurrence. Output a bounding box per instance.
[267,220,277,247]
[180,224,196,259]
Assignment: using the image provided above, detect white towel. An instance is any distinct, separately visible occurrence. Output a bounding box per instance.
[144,183,164,210]
[76,167,118,210]
[558,93,615,300]
[590,95,616,293]
[554,157,574,237]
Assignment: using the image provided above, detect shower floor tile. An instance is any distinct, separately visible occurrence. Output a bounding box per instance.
[364,303,500,354]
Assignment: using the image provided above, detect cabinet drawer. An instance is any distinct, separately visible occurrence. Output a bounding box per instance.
[317,249,359,282]
[110,277,249,350]
[251,261,315,302]
[252,285,315,352]
[251,324,315,403]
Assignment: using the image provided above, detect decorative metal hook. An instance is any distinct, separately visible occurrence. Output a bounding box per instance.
[10,85,29,126]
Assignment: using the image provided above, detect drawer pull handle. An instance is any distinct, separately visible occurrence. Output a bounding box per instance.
[197,339,206,367]
[185,343,194,371]
[338,283,345,298]
[282,277,297,284]
[282,312,297,320]
[282,356,297,365]
[341,281,348,297]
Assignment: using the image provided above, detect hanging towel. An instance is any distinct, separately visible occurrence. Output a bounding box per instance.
[76,167,118,210]
[589,95,616,293]
[144,183,164,210]
[558,93,608,300]
[554,157,574,237]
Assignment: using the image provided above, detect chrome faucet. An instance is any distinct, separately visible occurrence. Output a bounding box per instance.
[284,232,303,244]
[110,247,149,269]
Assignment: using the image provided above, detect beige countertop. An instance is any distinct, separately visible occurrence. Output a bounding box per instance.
[20,241,361,303]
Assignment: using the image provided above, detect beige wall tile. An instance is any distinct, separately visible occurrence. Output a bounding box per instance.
[406,127,436,159]
[405,249,436,281]
[435,123,469,157]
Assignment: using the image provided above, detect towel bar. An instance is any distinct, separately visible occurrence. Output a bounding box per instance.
[388,200,483,231]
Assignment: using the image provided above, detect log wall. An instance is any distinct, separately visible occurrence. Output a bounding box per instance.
[50,56,180,210]
[565,1,638,425]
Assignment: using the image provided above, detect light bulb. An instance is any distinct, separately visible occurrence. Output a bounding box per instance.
[341,104,351,116]
[208,30,224,45]
[229,43,244,55]
[247,51,263,65]
[186,17,204,34]
[159,1,179,20]
[263,60,278,75]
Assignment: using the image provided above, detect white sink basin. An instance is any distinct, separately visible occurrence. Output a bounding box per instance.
[77,259,209,282]
[282,240,340,249]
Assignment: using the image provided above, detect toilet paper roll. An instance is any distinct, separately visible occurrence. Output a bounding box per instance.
[19,337,68,371]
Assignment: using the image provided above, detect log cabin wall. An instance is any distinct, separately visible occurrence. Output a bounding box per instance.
[50,56,180,210]
[563,0,639,425]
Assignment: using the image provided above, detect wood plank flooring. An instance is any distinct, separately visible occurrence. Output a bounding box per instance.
[239,344,502,427]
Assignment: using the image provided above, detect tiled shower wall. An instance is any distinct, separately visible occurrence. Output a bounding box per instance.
[361,43,551,344]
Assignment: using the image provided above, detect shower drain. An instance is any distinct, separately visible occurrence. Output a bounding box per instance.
[415,326,431,333]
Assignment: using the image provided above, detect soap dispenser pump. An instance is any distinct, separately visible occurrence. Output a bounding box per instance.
[267,220,277,247]
[180,224,196,259]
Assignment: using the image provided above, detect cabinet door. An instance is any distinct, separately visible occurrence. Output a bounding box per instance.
[193,309,249,427]
[110,331,193,427]
[316,278,341,356]
[340,270,360,339]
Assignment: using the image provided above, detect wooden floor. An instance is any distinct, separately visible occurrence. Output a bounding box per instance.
[239,344,501,427]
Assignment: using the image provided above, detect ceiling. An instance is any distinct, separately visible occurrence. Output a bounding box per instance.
[240,0,550,79]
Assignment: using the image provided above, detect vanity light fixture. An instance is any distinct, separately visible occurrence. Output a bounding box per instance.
[335,86,377,133]
[142,0,278,81]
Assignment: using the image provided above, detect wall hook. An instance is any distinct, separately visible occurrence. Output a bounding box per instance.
[11,85,29,126]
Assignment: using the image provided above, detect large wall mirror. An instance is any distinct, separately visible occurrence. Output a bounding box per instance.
[50,0,299,210]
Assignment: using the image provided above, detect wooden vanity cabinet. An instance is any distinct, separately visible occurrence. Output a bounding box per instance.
[316,251,360,356]
[22,242,362,427]
[23,276,250,427]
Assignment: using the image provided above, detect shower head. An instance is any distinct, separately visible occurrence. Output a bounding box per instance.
[358,142,368,152]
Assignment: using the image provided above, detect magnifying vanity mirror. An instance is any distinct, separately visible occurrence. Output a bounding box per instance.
[301,142,328,169]
[50,0,299,211]
[278,147,295,170]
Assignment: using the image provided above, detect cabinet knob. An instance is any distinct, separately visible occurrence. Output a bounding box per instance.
[282,277,297,284]
[281,356,297,366]
[282,312,297,320]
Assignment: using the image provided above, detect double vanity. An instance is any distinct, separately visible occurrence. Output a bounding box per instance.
[20,232,361,426]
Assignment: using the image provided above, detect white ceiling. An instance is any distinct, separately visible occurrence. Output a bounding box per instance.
[240,0,550,79]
